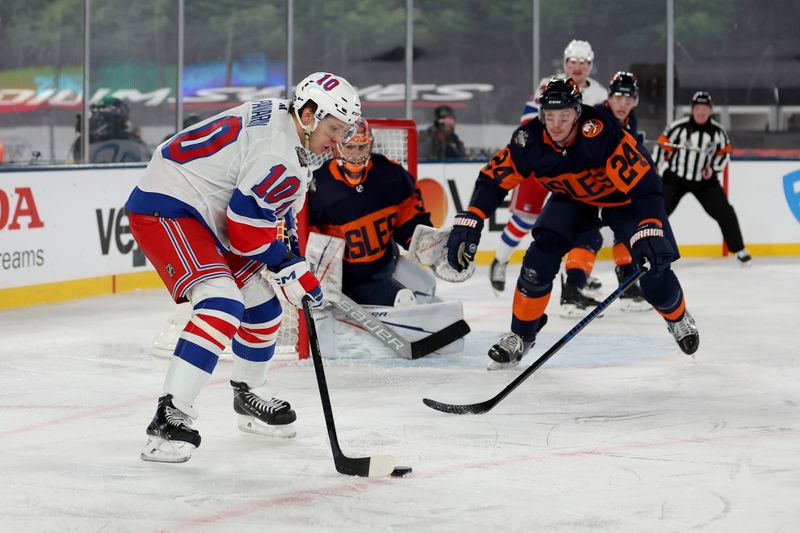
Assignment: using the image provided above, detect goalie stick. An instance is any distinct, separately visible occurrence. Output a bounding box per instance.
[302,296,410,477]
[333,294,470,360]
[303,223,471,359]
[423,265,648,415]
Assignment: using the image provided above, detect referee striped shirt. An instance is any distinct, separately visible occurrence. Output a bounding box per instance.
[652,116,732,182]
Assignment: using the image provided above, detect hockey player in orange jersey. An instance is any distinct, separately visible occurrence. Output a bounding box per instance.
[447,78,699,370]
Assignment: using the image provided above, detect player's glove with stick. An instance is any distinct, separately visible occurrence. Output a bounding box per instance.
[447,211,484,272]
[269,252,323,308]
[630,219,673,274]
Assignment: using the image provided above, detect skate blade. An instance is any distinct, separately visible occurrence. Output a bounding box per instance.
[486,359,520,371]
[140,436,195,463]
[619,300,652,312]
[559,305,604,319]
[237,415,297,439]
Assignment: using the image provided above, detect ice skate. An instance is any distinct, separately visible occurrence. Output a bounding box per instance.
[232,381,297,438]
[666,310,700,356]
[140,394,201,464]
[487,332,535,370]
[487,315,547,370]
[616,266,651,312]
[559,274,604,318]
[582,276,603,298]
[735,249,752,267]
[490,258,507,293]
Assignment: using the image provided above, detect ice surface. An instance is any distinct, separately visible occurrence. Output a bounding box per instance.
[1,257,799,532]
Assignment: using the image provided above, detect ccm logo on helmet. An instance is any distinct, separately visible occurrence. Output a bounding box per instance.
[581,119,603,138]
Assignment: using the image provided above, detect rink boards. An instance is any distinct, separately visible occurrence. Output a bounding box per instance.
[1,159,799,308]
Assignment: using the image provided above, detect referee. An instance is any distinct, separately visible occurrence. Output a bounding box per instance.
[653,91,751,265]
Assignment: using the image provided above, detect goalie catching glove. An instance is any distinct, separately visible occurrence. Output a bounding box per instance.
[268,251,323,308]
[447,211,483,273]
[408,225,475,283]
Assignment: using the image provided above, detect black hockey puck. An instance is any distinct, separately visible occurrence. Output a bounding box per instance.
[391,466,412,477]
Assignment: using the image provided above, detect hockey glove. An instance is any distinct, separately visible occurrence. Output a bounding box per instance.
[447,211,484,272]
[630,219,673,274]
[269,252,323,309]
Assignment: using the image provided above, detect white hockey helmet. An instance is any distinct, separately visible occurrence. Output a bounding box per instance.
[563,39,594,62]
[293,72,361,137]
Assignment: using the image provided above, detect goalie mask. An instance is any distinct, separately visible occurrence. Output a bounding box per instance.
[336,118,373,187]
[293,72,361,150]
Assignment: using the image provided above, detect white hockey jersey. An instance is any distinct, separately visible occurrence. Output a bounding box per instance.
[126,99,311,266]
[520,75,609,124]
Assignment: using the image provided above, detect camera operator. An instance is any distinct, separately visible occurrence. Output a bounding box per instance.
[418,104,467,160]
[70,96,150,163]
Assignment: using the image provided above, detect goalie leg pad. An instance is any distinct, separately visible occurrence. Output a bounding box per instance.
[334,300,466,355]
[305,231,346,301]
[391,256,437,303]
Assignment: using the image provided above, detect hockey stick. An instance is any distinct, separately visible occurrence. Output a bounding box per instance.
[302,296,402,477]
[284,208,301,255]
[307,227,470,359]
[423,266,648,415]
[332,294,470,359]
[659,141,716,158]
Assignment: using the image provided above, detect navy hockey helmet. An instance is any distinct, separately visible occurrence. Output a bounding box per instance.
[691,90,713,107]
[540,77,583,113]
[608,71,639,100]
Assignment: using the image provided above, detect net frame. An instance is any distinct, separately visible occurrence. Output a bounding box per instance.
[275,119,418,359]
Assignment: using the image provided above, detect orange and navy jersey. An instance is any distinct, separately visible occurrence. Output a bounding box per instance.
[308,153,432,284]
[469,104,663,222]
[593,102,644,145]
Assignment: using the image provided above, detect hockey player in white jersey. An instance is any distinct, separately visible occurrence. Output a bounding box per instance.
[126,72,361,463]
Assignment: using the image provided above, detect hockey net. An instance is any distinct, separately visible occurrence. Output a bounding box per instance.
[274,119,418,359]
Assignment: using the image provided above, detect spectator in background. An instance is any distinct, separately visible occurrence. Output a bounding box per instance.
[418,105,467,160]
[70,96,150,163]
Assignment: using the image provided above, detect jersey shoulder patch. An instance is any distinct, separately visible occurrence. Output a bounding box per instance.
[513,129,529,148]
[581,119,604,139]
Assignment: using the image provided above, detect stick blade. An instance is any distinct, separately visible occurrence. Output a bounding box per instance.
[366,455,396,477]
[335,454,396,478]
[422,397,492,415]
[410,320,471,359]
